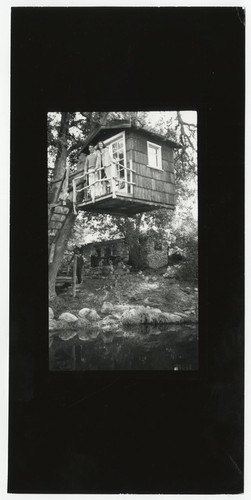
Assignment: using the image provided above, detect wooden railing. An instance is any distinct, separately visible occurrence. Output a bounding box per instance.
[72,160,135,214]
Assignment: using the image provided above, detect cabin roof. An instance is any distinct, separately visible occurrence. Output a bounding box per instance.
[80,120,181,154]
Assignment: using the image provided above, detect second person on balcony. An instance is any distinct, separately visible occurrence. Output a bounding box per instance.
[85,144,98,200]
[96,141,118,195]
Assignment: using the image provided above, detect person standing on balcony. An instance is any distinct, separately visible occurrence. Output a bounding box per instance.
[96,141,118,194]
[85,145,98,200]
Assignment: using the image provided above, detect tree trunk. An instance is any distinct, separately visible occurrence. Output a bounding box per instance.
[49,212,76,300]
[48,112,74,301]
[50,112,70,204]
[48,111,110,300]
[116,215,145,269]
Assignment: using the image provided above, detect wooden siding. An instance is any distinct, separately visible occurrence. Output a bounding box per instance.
[125,130,176,207]
[132,187,175,206]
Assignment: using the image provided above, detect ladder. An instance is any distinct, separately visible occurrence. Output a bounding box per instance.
[48,203,70,263]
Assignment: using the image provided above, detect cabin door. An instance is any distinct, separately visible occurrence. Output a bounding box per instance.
[104,132,127,192]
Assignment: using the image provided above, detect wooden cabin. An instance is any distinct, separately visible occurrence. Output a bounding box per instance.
[72,120,181,216]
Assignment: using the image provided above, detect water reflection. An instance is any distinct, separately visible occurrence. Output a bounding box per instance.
[49,324,198,371]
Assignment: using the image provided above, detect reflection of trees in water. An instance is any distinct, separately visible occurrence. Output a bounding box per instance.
[50,326,198,371]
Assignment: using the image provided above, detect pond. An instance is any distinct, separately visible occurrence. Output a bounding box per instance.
[49,324,198,371]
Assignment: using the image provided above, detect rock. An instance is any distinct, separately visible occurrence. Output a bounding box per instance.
[49,319,58,331]
[59,312,78,322]
[57,320,71,330]
[88,310,100,322]
[174,312,189,319]
[58,331,77,341]
[121,306,184,325]
[162,312,183,323]
[101,301,114,314]
[98,315,120,333]
[76,317,91,328]
[78,308,100,322]
[49,307,54,319]
[100,315,118,326]
[78,307,91,317]
[49,319,69,330]
[121,306,148,325]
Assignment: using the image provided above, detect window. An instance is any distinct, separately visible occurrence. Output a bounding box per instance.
[147,141,162,169]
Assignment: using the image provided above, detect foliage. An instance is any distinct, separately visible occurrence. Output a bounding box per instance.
[48,111,198,282]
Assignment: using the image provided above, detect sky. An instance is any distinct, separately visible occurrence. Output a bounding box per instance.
[147,110,197,126]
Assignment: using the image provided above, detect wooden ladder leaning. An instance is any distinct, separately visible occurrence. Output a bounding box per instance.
[48,202,70,264]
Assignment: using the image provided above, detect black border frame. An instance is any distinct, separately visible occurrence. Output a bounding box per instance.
[9,7,244,494]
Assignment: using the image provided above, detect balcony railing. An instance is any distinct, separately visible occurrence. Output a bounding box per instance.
[72,160,135,214]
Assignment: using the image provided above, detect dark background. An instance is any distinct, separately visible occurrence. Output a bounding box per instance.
[10,7,244,493]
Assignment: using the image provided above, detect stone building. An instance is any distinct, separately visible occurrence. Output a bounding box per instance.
[81,236,168,270]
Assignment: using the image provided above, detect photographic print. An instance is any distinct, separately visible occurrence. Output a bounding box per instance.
[48,111,198,371]
[9,7,244,494]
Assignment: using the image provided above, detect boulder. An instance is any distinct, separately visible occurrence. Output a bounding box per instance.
[121,306,184,325]
[100,315,118,326]
[49,307,54,319]
[59,312,78,322]
[78,307,91,317]
[162,312,184,323]
[101,301,114,314]
[121,307,148,325]
[49,319,69,330]
[173,312,190,319]
[49,319,58,331]
[76,317,91,328]
[78,308,100,322]
[88,309,101,322]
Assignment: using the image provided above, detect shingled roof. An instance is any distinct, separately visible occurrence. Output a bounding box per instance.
[80,120,181,154]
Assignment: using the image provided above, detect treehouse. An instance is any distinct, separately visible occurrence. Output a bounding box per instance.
[72,120,181,217]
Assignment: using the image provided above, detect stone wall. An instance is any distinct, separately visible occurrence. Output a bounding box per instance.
[145,238,168,269]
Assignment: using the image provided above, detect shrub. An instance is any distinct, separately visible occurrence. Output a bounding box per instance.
[175,236,198,282]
